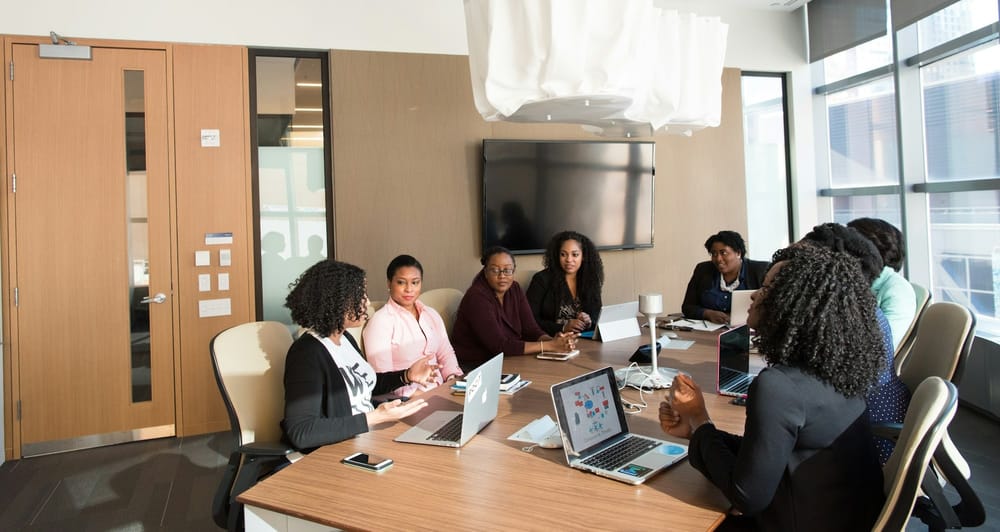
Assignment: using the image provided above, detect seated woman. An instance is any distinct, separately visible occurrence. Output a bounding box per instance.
[451,246,576,368]
[848,217,917,351]
[281,260,434,453]
[364,254,463,396]
[526,231,604,335]
[660,245,886,531]
[681,230,769,324]
[800,222,910,464]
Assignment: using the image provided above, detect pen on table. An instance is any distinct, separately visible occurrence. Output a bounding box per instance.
[702,320,708,327]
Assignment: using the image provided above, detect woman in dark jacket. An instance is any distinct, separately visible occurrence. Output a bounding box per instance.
[526,231,604,335]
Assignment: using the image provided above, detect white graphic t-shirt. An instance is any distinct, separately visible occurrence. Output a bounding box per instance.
[311,331,376,414]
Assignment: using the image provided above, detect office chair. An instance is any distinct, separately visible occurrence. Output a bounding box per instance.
[418,288,464,336]
[210,321,299,531]
[345,300,382,356]
[874,301,985,530]
[874,377,958,532]
[894,282,931,374]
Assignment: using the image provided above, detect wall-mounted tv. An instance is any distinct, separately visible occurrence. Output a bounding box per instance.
[482,139,655,254]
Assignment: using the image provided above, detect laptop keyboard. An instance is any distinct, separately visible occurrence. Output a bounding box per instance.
[720,367,753,395]
[427,414,464,442]
[581,435,659,470]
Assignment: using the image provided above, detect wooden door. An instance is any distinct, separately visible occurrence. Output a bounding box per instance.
[8,43,174,455]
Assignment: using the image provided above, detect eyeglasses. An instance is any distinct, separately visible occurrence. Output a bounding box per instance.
[486,267,515,277]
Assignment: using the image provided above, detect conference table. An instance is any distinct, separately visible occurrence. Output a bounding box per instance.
[239,329,747,531]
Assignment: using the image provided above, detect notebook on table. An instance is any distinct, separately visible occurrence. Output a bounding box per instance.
[550,367,688,485]
[717,324,755,397]
[395,353,503,448]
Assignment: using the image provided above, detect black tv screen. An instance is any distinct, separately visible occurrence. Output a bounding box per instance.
[482,139,655,254]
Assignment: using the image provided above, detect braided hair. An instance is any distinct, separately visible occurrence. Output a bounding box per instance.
[285,260,368,337]
[847,217,906,272]
[755,245,885,397]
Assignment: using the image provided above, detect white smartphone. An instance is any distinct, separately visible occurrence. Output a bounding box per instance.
[341,452,394,472]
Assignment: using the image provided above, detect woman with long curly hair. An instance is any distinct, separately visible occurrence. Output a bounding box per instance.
[281,260,434,452]
[659,246,885,531]
[526,231,604,335]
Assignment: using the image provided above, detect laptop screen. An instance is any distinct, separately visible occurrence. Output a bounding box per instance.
[717,324,751,394]
[552,367,628,455]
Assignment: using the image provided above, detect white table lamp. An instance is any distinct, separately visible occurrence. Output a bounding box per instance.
[638,293,673,388]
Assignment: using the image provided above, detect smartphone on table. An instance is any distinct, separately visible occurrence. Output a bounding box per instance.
[341,452,394,472]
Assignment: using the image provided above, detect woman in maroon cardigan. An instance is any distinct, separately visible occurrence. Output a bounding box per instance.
[451,246,577,368]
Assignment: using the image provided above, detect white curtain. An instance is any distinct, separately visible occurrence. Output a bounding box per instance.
[464,0,729,136]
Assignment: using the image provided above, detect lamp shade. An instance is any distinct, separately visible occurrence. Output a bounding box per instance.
[463,0,729,136]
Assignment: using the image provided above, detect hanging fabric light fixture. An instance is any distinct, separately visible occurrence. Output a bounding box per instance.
[464,0,729,136]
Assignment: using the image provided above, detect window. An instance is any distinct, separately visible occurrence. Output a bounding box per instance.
[813,0,1000,339]
[250,51,334,325]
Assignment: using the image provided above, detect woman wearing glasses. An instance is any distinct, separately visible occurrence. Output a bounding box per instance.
[452,246,577,369]
[681,230,769,324]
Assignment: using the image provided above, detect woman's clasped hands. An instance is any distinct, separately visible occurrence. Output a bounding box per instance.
[659,374,711,440]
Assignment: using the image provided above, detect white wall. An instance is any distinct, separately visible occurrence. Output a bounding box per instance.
[2,0,819,234]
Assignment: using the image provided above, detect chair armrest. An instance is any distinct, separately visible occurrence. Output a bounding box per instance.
[871,422,903,442]
[239,442,295,457]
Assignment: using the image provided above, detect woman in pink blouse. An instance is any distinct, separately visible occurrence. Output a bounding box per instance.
[364,255,464,396]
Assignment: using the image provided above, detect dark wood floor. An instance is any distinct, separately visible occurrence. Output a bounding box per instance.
[0,407,996,531]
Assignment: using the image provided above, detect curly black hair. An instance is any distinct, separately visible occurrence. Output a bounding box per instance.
[847,217,905,272]
[800,223,884,283]
[386,254,423,280]
[704,230,748,257]
[755,245,885,398]
[285,260,368,337]
[542,231,605,308]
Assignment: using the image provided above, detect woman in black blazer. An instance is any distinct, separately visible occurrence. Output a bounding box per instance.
[681,230,769,324]
[526,231,604,336]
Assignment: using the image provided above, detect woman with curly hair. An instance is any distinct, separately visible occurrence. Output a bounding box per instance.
[526,231,604,335]
[682,230,769,324]
[281,260,434,452]
[847,217,916,350]
[659,246,885,531]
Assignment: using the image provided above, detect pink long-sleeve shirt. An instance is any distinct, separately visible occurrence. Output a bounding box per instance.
[363,298,463,396]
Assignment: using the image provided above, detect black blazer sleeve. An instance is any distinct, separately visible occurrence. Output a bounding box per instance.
[526,270,562,336]
[744,259,770,289]
[682,261,716,319]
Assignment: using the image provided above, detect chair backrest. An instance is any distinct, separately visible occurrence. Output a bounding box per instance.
[874,377,958,532]
[893,282,931,373]
[210,321,294,446]
[418,288,464,335]
[344,300,383,355]
[897,302,976,392]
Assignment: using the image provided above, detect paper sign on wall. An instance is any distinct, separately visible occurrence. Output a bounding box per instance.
[201,129,220,147]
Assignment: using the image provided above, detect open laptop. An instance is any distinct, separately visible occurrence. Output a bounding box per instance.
[717,324,755,397]
[550,367,688,485]
[729,289,755,326]
[591,301,641,342]
[395,353,503,448]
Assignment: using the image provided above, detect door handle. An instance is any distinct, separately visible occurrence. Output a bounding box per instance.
[140,292,167,304]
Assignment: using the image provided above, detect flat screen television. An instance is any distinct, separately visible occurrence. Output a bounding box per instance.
[482,139,655,254]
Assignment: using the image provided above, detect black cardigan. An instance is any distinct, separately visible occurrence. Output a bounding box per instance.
[280,332,408,452]
[525,269,602,336]
[681,259,769,319]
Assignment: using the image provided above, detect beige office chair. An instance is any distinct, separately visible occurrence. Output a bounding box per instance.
[893,282,931,374]
[874,377,957,532]
[211,321,298,531]
[344,300,383,355]
[875,301,985,530]
[418,288,464,335]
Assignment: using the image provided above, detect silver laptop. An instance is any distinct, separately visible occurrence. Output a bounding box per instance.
[550,367,688,485]
[395,353,503,448]
[717,324,755,397]
[729,289,755,326]
[590,301,640,341]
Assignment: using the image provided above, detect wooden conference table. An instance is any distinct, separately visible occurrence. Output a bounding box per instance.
[239,330,746,531]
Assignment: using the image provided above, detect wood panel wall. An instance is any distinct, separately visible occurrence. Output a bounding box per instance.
[1,39,11,458]
[330,51,748,313]
[171,44,255,436]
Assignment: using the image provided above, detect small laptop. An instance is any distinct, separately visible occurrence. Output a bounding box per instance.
[550,367,688,485]
[395,353,503,448]
[593,301,641,342]
[717,324,755,397]
[729,289,755,326]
